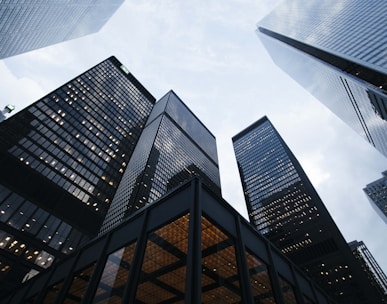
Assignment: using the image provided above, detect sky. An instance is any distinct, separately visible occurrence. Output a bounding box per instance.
[1,0,386,273]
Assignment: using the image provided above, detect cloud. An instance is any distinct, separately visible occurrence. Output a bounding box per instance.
[0,61,45,115]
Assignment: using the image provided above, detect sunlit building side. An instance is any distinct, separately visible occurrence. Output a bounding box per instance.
[257,0,387,158]
[0,0,124,59]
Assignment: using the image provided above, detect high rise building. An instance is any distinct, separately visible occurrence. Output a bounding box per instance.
[257,0,387,158]
[2,179,333,304]
[232,116,385,303]
[0,56,155,295]
[0,0,124,59]
[100,90,221,234]
[363,170,387,224]
[349,240,387,299]
[0,105,15,123]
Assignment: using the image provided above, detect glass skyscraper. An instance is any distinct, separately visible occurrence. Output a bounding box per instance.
[100,91,221,234]
[0,0,124,59]
[3,179,332,304]
[233,116,385,303]
[0,56,155,295]
[257,0,387,158]
[363,170,387,224]
[349,240,387,298]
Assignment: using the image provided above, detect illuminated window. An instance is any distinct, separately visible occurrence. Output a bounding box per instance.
[135,214,189,303]
[64,263,96,303]
[245,249,276,303]
[279,276,298,303]
[201,216,242,303]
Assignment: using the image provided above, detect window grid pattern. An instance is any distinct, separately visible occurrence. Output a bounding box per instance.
[245,249,276,303]
[259,0,387,158]
[233,119,301,233]
[100,92,220,233]
[6,59,153,216]
[93,241,137,303]
[135,214,190,303]
[233,117,383,301]
[201,216,242,303]
[4,182,334,303]
[0,184,88,269]
[260,0,387,73]
[0,1,124,59]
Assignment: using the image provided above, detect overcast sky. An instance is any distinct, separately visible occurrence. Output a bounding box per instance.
[1,0,386,273]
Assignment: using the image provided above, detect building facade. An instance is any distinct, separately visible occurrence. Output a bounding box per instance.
[349,240,387,299]
[363,170,387,224]
[257,0,387,158]
[2,179,333,304]
[100,91,221,234]
[0,0,124,59]
[0,56,155,295]
[232,116,385,303]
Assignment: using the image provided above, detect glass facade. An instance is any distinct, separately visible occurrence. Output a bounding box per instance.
[349,240,387,299]
[363,170,387,224]
[0,0,124,59]
[258,0,387,158]
[3,179,332,303]
[93,241,137,302]
[0,56,155,295]
[100,91,221,234]
[233,116,384,303]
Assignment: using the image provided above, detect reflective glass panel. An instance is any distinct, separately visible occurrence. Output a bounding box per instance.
[201,216,241,303]
[135,213,189,303]
[279,276,298,303]
[93,241,137,303]
[42,280,64,303]
[64,263,96,303]
[245,250,277,303]
[303,295,315,304]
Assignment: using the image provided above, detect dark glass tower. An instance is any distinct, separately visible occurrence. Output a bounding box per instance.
[0,56,155,295]
[257,0,387,158]
[0,0,124,59]
[349,240,387,298]
[100,91,221,234]
[363,170,387,224]
[3,179,332,304]
[232,116,384,303]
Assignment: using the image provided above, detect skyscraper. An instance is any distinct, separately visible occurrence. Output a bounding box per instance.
[363,170,387,224]
[0,0,124,59]
[100,91,221,234]
[349,240,387,299]
[232,116,384,303]
[257,0,387,158]
[3,179,332,303]
[0,56,155,295]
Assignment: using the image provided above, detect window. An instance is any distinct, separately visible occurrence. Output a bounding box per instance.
[135,214,190,303]
[93,242,137,303]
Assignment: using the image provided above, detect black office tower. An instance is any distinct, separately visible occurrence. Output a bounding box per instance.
[257,0,387,158]
[232,116,384,303]
[0,57,155,295]
[349,240,387,299]
[3,179,333,304]
[363,170,387,224]
[100,91,221,234]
